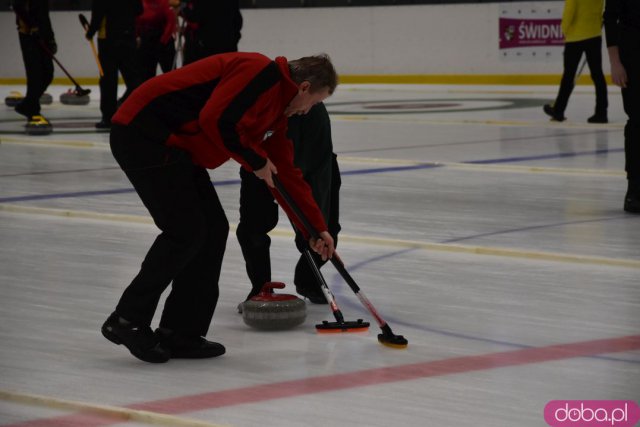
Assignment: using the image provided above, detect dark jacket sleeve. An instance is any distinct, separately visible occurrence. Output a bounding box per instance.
[603,0,621,47]
[289,102,334,224]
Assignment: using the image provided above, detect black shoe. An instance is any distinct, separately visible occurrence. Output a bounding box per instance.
[25,115,53,136]
[95,120,111,130]
[296,286,328,304]
[101,312,170,363]
[543,104,566,122]
[624,181,640,213]
[587,114,608,124]
[155,329,225,359]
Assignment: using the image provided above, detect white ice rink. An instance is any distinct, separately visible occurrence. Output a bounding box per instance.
[0,83,639,427]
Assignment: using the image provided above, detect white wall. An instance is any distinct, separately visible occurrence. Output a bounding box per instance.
[0,2,602,81]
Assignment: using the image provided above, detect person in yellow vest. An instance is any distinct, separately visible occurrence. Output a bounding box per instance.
[544,0,608,123]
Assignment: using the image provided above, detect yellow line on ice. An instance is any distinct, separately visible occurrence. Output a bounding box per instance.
[338,156,625,177]
[1,136,622,177]
[331,115,624,130]
[0,136,107,149]
[2,204,636,269]
[0,390,230,427]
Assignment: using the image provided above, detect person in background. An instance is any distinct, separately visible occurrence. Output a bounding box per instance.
[604,0,640,213]
[11,0,55,131]
[102,53,338,363]
[237,102,341,305]
[543,0,608,123]
[85,0,144,129]
[136,0,176,81]
[179,0,242,65]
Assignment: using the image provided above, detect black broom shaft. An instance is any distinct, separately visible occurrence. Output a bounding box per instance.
[38,40,84,90]
[303,249,345,324]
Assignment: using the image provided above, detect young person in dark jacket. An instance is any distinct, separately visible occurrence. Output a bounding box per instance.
[236,102,340,304]
[85,0,144,129]
[103,53,338,363]
[604,0,640,212]
[11,0,55,130]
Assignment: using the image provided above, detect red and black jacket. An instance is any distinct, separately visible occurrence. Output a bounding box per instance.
[113,52,328,237]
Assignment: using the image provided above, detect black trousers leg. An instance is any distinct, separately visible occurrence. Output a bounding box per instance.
[137,35,160,81]
[159,168,228,337]
[236,167,279,296]
[110,125,225,333]
[620,27,640,181]
[553,40,583,116]
[584,36,608,116]
[98,39,119,122]
[17,33,53,118]
[115,38,142,104]
[158,39,176,74]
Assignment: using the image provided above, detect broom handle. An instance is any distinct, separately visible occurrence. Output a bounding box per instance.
[272,176,388,327]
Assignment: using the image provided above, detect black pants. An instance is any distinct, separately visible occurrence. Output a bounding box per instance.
[138,32,176,81]
[620,25,640,182]
[17,33,53,118]
[110,124,229,337]
[98,37,142,123]
[553,36,608,117]
[235,156,341,296]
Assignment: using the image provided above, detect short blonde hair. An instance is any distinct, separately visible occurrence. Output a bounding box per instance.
[288,54,338,95]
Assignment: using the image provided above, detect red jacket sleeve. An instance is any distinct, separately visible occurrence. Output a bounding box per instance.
[262,131,328,239]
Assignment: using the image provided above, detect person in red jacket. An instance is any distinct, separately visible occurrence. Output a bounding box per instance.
[102,52,338,363]
[136,0,176,81]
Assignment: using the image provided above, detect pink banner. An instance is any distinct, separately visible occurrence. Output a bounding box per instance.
[499,17,564,49]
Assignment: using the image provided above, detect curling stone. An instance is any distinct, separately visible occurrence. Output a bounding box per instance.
[60,89,90,105]
[40,92,53,105]
[241,282,306,331]
[25,115,52,136]
[5,91,23,107]
[4,92,53,106]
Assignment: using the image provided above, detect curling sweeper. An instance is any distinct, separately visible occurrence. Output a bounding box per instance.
[302,248,370,334]
[273,176,408,349]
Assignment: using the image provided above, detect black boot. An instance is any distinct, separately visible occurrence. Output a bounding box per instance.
[155,328,225,359]
[587,113,608,124]
[101,312,171,363]
[294,256,328,304]
[543,104,566,122]
[624,180,640,213]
